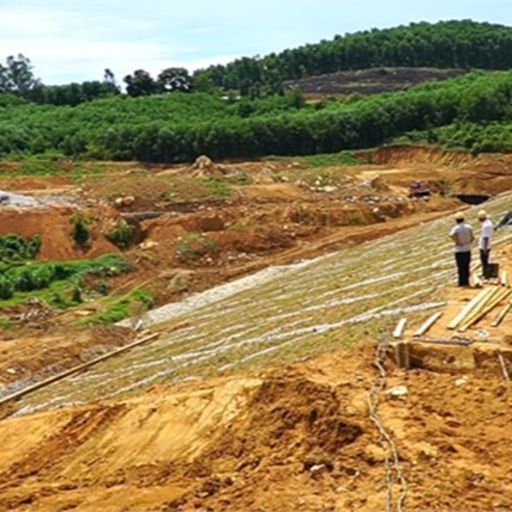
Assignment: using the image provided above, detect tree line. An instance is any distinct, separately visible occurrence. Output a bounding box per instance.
[2,20,512,105]
[196,20,512,96]
[0,71,511,161]
[0,55,198,105]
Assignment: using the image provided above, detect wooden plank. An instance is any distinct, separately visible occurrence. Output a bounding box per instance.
[459,289,512,332]
[457,286,502,330]
[459,287,508,331]
[0,332,160,406]
[393,318,407,339]
[497,351,510,381]
[414,312,443,337]
[447,287,494,330]
[412,338,473,346]
[394,342,410,369]
[492,301,512,327]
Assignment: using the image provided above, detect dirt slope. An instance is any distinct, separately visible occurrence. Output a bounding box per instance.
[285,67,466,97]
[0,343,511,511]
[0,206,118,260]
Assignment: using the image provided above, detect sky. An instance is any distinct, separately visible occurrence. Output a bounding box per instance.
[0,0,510,85]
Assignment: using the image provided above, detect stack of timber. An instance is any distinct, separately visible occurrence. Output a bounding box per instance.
[448,286,512,332]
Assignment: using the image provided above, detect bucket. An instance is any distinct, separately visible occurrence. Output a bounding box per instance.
[484,262,499,279]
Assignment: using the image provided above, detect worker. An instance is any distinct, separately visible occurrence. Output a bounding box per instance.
[478,209,494,278]
[450,212,474,287]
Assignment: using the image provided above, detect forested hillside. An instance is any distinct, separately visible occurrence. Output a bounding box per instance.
[196,20,512,95]
[1,70,512,161]
[2,20,512,104]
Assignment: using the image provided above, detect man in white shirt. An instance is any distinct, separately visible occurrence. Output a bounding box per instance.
[450,212,474,287]
[478,210,493,278]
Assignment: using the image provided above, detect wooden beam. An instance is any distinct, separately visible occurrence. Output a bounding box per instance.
[394,342,410,369]
[414,312,443,337]
[447,287,494,330]
[457,286,502,330]
[497,351,510,381]
[412,337,473,346]
[393,318,407,339]
[492,301,512,327]
[0,332,160,406]
[459,287,507,331]
[459,289,512,332]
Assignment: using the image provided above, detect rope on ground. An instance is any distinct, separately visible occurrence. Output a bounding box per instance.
[368,332,408,512]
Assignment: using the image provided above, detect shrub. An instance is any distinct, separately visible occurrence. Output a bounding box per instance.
[88,289,154,325]
[0,276,14,299]
[105,220,135,249]
[72,285,83,303]
[98,280,109,295]
[0,234,41,263]
[70,215,91,249]
[176,232,219,261]
[0,255,131,304]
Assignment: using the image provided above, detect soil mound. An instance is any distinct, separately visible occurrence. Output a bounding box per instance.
[371,145,474,166]
[0,206,117,260]
[191,155,227,177]
[0,344,511,511]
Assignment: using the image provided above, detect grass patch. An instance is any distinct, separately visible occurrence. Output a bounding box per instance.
[267,150,364,168]
[0,158,110,178]
[201,177,233,198]
[0,254,131,307]
[302,151,360,167]
[85,289,154,325]
[227,223,255,232]
[176,232,220,261]
[0,317,13,329]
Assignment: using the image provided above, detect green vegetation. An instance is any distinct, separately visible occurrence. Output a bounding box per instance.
[397,122,512,153]
[0,254,131,306]
[4,21,512,103]
[85,289,154,325]
[298,151,361,167]
[176,233,220,261]
[70,216,91,250]
[1,70,512,162]
[0,234,41,264]
[197,20,512,95]
[2,21,512,164]
[105,220,136,249]
[0,317,13,329]
[201,177,233,198]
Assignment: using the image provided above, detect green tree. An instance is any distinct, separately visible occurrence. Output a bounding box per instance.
[0,54,39,96]
[157,67,192,92]
[124,70,158,97]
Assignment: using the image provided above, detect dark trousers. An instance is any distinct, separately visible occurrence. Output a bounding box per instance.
[480,249,491,277]
[455,251,471,286]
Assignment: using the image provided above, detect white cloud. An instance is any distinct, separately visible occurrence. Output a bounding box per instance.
[3,0,508,85]
[0,3,230,83]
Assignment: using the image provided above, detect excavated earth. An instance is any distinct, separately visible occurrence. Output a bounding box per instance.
[2,146,512,510]
[0,344,511,511]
